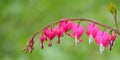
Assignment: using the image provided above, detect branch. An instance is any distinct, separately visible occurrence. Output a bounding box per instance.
[32,18,120,37]
[113,12,119,31]
[23,18,120,53]
[69,18,120,35]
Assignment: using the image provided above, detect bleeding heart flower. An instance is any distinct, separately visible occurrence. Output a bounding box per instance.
[86,22,99,44]
[60,18,73,32]
[92,25,99,38]
[72,23,84,45]
[43,28,50,41]
[86,22,95,36]
[43,28,56,47]
[95,30,110,54]
[23,36,34,53]
[54,26,64,44]
[39,35,46,49]
[109,32,117,51]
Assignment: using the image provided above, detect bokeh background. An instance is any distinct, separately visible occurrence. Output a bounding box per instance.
[0,0,120,60]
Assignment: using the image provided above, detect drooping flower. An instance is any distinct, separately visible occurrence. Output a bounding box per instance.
[44,28,56,47]
[60,18,73,33]
[43,28,51,41]
[95,30,110,54]
[72,23,84,45]
[92,25,99,38]
[54,26,64,44]
[86,22,94,36]
[109,32,117,51]
[23,36,34,53]
[39,35,46,49]
[86,22,99,44]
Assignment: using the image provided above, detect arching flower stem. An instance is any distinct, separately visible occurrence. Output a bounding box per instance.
[33,18,120,37]
[23,18,120,53]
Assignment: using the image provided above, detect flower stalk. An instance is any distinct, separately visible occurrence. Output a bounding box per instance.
[23,18,120,53]
[23,3,119,54]
[30,18,120,37]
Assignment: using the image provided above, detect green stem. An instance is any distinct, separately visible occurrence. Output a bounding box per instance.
[113,12,119,31]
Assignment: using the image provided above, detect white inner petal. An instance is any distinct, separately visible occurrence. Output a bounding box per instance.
[75,36,78,46]
[89,34,93,44]
[99,43,104,54]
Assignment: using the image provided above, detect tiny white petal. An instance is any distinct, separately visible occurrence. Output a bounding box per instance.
[99,43,104,54]
[75,36,78,46]
[89,34,93,44]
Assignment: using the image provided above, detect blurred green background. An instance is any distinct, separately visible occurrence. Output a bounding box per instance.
[0,0,120,60]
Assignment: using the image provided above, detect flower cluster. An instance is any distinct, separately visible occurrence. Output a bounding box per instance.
[38,19,117,54]
[39,19,84,49]
[24,18,118,54]
[86,22,117,54]
[23,3,118,54]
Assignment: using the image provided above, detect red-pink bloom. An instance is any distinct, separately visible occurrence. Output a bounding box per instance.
[86,22,94,36]
[95,30,110,54]
[110,32,117,41]
[43,28,50,41]
[60,18,73,32]
[23,36,34,53]
[109,32,117,51]
[92,25,99,38]
[95,30,110,46]
[44,28,56,47]
[72,23,84,45]
[54,26,64,44]
[86,22,99,44]
[29,37,34,52]
[39,35,46,49]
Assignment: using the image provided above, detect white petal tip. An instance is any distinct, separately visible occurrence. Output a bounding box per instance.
[89,35,93,44]
[75,36,78,46]
[99,44,104,54]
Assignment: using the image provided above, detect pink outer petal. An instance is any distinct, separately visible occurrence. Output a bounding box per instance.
[95,30,110,47]
[44,28,56,40]
[86,22,94,36]
[111,32,117,41]
[72,23,84,39]
[43,28,51,36]
[92,25,99,38]
[60,19,73,32]
[54,26,64,38]
[39,35,46,43]
[102,32,110,47]
[95,30,103,45]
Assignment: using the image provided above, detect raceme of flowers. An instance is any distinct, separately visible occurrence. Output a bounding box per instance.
[25,18,117,54]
